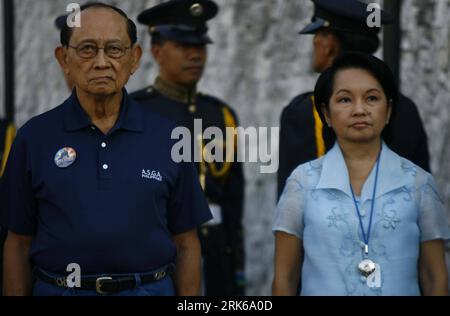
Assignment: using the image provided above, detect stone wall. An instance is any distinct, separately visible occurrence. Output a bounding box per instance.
[401,0,450,289]
[8,0,450,295]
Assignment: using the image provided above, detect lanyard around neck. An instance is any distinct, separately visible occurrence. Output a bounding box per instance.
[349,149,382,257]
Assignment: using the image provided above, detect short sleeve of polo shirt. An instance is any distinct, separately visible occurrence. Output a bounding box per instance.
[167,161,212,235]
[418,174,450,242]
[1,128,37,236]
[273,167,306,239]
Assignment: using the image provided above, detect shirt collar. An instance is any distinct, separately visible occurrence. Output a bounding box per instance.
[316,142,410,202]
[63,88,144,133]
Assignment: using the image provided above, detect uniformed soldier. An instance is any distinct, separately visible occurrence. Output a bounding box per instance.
[278,0,431,198]
[132,0,245,296]
[0,118,16,294]
[2,3,212,296]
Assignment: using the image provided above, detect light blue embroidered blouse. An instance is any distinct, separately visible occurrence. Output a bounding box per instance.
[274,143,450,296]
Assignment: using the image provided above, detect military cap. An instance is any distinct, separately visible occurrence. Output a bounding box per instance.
[137,0,218,45]
[300,0,394,35]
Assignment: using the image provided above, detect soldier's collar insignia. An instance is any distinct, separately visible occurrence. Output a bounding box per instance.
[153,76,197,105]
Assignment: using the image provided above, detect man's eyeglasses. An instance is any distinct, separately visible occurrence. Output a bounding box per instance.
[68,43,131,59]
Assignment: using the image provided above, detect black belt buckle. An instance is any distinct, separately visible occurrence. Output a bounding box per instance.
[96,277,113,295]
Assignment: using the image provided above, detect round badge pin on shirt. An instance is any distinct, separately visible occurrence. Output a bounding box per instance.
[54,147,77,168]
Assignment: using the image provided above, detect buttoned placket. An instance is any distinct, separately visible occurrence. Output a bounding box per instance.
[90,125,113,189]
[99,138,112,179]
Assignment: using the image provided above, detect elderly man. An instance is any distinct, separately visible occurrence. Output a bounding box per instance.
[131,0,245,296]
[278,0,431,198]
[2,2,211,296]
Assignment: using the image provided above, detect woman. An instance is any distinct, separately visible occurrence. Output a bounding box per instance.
[272,52,450,296]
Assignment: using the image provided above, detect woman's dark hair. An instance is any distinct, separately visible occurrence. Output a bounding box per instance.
[314,52,398,139]
[60,2,137,46]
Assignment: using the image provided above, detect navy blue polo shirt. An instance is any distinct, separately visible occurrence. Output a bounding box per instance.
[1,89,211,275]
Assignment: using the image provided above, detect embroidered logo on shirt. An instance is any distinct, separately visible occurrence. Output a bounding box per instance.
[142,169,163,182]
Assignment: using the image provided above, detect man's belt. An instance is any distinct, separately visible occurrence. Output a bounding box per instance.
[34,263,175,295]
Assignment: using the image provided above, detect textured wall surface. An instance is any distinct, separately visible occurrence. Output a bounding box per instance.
[8,0,450,295]
[401,0,450,286]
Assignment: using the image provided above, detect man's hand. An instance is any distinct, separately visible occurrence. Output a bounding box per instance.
[172,229,202,296]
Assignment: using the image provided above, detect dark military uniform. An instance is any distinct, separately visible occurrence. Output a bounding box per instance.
[277,0,430,198]
[0,119,16,294]
[135,0,245,296]
[131,78,245,296]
